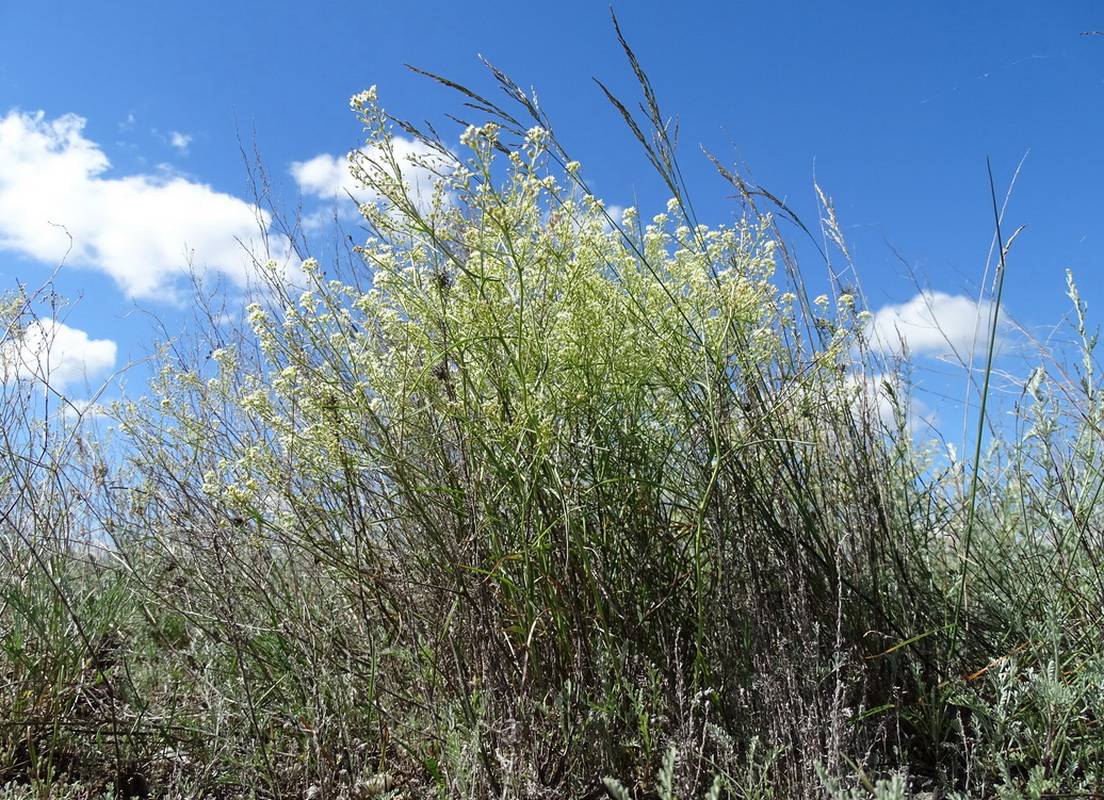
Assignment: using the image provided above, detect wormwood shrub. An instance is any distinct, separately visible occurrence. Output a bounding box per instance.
[104,75,957,797]
[0,286,156,796]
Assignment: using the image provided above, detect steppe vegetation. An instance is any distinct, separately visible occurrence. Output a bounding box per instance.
[2,33,1104,800]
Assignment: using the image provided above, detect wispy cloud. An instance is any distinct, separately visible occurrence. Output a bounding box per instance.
[865,290,1008,362]
[168,131,192,154]
[0,318,116,389]
[0,110,283,302]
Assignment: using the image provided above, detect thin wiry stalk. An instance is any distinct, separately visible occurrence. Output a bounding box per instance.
[950,156,1024,659]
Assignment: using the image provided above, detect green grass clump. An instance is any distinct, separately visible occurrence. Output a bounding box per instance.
[2,40,1104,799]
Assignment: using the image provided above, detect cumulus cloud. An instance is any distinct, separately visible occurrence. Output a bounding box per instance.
[866,290,1008,362]
[0,318,117,389]
[290,152,353,199]
[290,137,453,228]
[0,110,279,301]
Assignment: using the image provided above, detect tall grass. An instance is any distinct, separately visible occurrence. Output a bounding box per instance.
[1,34,1103,799]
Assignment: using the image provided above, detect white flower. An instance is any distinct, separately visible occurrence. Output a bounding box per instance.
[349,87,378,109]
[246,303,267,326]
[459,125,481,147]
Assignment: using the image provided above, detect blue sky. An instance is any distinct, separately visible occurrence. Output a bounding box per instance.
[1,1,1101,447]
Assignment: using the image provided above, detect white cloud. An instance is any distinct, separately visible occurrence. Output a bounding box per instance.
[0,110,281,301]
[866,290,1007,362]
[601,204,627,234]
[848,370,936,435]
[290,152,352,199]
[168,131,192,153]
[0,318,116,389]
[291,137,453,229]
